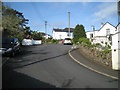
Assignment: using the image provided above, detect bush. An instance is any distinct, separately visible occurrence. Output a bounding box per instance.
[52,39,62,44]
[94,43,102,47]
[46,38,52,43]
[78,38,91,46]
[101,49,111,59]
[101,41,103,44]
[105,42,108,45]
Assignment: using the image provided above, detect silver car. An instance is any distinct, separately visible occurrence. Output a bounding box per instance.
[63,38,72,45]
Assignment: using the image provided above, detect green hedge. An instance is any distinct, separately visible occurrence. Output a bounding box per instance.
[78,38,91,46]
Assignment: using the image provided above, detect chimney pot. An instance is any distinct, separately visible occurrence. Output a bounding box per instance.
[101,22,104,28]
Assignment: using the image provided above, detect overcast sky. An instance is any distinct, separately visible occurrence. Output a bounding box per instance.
[6,2,118,36]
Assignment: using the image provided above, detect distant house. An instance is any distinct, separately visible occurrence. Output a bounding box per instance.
[86,22,118,46]
[52,28,74,40]
[44,34,52,39]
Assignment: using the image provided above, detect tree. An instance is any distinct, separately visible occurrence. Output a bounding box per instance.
[73,24,86,43]
[2,3,29,43]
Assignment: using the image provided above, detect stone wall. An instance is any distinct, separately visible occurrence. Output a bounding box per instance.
[79,44,112,68]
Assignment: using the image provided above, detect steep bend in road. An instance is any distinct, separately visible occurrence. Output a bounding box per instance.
[3,44,118,88]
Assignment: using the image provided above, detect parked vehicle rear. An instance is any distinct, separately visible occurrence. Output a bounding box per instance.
[63,38,72,45]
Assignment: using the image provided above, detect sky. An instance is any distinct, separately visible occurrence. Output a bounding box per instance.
[5,2,118,36]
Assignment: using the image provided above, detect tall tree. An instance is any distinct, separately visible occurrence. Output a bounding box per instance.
[2,3,29,42]
[73,24,86,43]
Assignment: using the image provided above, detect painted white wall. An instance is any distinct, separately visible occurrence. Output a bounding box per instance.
[95,23,116,37]
[111,33,120,49]
[33,40,42,45]
[86,22,117,38]
[112,49,120,70]
[22,39,34,45]
[53,30,73,40]
[86,31,98,38]
[22,39,42,45]
[111,23,120,70]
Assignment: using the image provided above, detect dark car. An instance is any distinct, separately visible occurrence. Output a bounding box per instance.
[0,37,21,56]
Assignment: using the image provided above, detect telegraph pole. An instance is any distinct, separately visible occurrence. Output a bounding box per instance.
[45,21,47,43]
[68,10,70,38]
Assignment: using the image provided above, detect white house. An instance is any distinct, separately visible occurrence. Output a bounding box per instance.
[86,22,117,46]
[52,28,74,40]
[44,34,52,39]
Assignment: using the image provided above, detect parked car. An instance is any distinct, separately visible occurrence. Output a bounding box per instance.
[0,37,21,56]
[63,38,72,45]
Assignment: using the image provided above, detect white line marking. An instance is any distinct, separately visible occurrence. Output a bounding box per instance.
[68,50,119,80]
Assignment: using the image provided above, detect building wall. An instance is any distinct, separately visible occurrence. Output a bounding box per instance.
[95,23,116,37]
[53,30,73,40]
[112,49,120,70]
[86,23,117,39]
[111,33,120,49]
[111,25,120,70]
[86,31,98,38]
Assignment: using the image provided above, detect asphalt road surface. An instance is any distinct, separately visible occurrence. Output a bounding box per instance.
[2,44,118,88]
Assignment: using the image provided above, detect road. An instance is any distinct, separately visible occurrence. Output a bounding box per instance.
[2,44,118,88]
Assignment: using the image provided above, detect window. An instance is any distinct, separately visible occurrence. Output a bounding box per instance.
[67,33,69,36]
[90,34,93,38]
[106,29,110,36]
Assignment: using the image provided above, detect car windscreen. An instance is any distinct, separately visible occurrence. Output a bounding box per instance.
[65,38,71,40]
[2,38,14,44]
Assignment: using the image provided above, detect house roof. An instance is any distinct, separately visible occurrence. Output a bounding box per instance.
[86,30,99,33]
[53,28,74,32]
[116,22,120,28]
[86,22,116,33]
[97,22,116,31]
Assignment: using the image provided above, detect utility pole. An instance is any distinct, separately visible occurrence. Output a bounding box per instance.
[68,10,70,38]
[45,21,47,43]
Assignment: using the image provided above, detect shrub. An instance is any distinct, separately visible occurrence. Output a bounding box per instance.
[46,38,52,43]
[101,41,103,44]
[52,39,57,43]
[78,38,91,46]
[91,39,94,42]
[101,49,111,59]
[51,39,62,44]
[94,43,102,48]
[110,42,112,45]
[105,42,108,45]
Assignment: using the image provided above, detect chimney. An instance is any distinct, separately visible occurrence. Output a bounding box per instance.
[101,22,104,28]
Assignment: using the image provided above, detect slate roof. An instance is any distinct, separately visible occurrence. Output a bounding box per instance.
[53,28,74,32]
[116,22,120,28]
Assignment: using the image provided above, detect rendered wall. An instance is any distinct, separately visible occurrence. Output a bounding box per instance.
[111,30,120,70]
